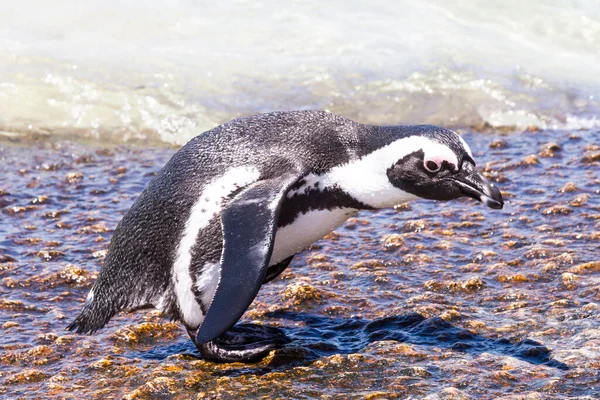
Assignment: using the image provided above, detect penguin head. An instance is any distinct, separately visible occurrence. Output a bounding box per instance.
[385,128,504,209]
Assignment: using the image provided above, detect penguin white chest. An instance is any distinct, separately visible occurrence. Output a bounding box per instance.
[269,207,358,266]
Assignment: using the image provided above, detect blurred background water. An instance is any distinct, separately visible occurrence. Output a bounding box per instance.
[1,0,599,145]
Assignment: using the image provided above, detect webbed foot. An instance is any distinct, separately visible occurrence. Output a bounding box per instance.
[187,324,288,363]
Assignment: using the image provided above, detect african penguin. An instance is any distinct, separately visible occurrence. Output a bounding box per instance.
[68,110,503,362]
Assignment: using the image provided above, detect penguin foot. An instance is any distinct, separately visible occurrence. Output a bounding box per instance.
[187,325,288,363]
[196,339,281,363]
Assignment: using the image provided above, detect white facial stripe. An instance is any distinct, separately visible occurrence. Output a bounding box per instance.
[172,166,260,328]
[324,136,455,208]
[456,132,473,158]
[425,142,459,171]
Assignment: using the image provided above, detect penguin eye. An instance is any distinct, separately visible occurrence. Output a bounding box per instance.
[424,160,441,173]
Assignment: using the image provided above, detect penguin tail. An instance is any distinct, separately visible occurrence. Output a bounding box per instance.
[66,286,120,334]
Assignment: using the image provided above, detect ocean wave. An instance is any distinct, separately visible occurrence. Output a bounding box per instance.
[1,0,599,145]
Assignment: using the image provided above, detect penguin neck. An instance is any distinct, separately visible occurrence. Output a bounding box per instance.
[355,124,424,157]
[322,126,424,209]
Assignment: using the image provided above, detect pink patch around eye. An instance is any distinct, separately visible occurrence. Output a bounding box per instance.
[424,159,441,172]
[423,141,459,171]
[425,155,457,172]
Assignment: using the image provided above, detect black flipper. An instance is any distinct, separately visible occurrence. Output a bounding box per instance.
[263,255,295,284]
[195,173,301,345]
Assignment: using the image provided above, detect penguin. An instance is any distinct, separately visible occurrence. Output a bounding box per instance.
[68,110,503,362]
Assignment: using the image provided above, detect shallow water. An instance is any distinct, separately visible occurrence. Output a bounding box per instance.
[1,1,600,145]
[1,127,599,398]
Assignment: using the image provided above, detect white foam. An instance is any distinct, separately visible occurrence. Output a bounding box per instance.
[1,0,599,143]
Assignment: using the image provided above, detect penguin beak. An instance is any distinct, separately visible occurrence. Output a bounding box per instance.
[451,163,504,209]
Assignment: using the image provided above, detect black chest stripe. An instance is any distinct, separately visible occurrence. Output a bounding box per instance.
[278,187,373,228]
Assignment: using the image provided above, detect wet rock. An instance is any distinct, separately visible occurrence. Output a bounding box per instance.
[492,370,518,384]
[524,125,542,132]
[123,377,177,399]
[560,182,578,193]
[432,228,455,236]
[56,264,90,284]
[351,259,386,271]
[306,254,329,264]
[43,210,69,219]
[561,272,578,289]
[14,237,42,246]
[110,322,180,344]
[393,203,412,212]
[497,274,529,283]
[489,139,507,149]
[74,154,96,164]
[92,249,108,258]
[76,223,111,234]
[582,303,599,312]
[113,166,128,175]
[90,357,114,370]
[0,299,46,313]
[30,195,48,204]
[344,217,370,230]
[5,369,50,385]
[283,282,323,304]
[542,205,572,215]
[19,264,93,290]
[503,240,530,249]
[54,335,76,346]
[1,345,60,367]
[398,366,432,377]
[37,250,65,261]
[570,194,590,207]
[541,239,564,247]
[523,155,539,165]
[440,309,461,321]
[587,231,600,240]
[552,252,574,266]
[323,231,341,241]
[382,234,405,251]
[364,392,399,399]
[65,172,83,184]
[539,142,561,157]
[582,152,600,164]
[0,253,17,263]
[525,247,552,259]
[403,219,429,232]
[569,261,600,274]
[424,387,472,400]
[3,205,39,215]
[424,277,485,293]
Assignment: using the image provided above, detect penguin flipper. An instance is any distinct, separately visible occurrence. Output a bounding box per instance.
[195,173,300,344]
